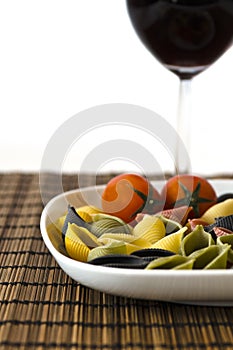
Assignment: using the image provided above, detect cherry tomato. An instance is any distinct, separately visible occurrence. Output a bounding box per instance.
[161,174,217,218]
[101,173,163,223]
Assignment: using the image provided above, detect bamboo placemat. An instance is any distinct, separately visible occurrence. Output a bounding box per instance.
[0,173,233,350]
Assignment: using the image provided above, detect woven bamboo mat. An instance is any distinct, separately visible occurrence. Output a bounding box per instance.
[1,173,233,350]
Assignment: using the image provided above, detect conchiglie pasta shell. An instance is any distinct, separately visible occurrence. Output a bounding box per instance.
[200,199,233,224]
[157,206,192,226]
[77,205,102,216]
[133,216,166,244]
[180,225,214,257]
[68,223,100,248]
[55,215,66,231]
[150,227,187,254]
[130,237,152,248]
[65,224,91,262]
[217,234,233,263]
[214,227,233,237]
[92,213,127,224]
[98,233,151,248]
[76,205,102,222]
[91,213,132,237]
[76,211,92,223]
[97,238,143,255]
[124,242,145,254]
[87,240,128,261]
[204,244,230,269]
[91,220,130,237]
[99,233,134,242]
[189,244,230,269]
[156,215,182,234]
[186,219,209,232]
[208,215,233,233]
[173,259,195,270]
[47,223,68,256]
[146,255,190,270]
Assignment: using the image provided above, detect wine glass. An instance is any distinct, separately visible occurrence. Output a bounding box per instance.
[126,0,233,173]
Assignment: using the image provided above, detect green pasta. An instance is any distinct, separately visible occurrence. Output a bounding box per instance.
[217,234,233,264]
[189,244,230,269]
[146,255,191,270]
[180,225,214,256]
[91,213,132,237]
[87,240,128,261]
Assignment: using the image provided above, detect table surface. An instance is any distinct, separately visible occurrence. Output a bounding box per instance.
[1,172,233,350]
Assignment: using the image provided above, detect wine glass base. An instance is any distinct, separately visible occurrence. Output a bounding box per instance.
[165,64,208,79]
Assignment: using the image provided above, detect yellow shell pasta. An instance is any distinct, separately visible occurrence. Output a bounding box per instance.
[150,227,187,253]
[200,199,233,224]
[156,215,182,234]
[133,216,166,244]
[65,223,93,262]
[47,223,68,256]
[76,205,102,222]
[55,215,66,231]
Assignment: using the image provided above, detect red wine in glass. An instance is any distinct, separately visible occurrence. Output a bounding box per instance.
[126,0,233,172]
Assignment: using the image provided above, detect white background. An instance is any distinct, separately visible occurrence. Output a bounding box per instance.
[0,0,233,175]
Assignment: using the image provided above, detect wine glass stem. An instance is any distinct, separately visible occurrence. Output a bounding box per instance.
[176,78,192,174]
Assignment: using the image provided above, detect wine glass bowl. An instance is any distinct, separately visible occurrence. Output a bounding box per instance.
[126,0,233,79]
[126,0,233,172]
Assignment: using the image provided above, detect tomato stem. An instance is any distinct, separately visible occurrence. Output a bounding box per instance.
[172,181,213,217]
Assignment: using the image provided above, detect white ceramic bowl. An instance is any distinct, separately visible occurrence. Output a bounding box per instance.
[40,180,233,305]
